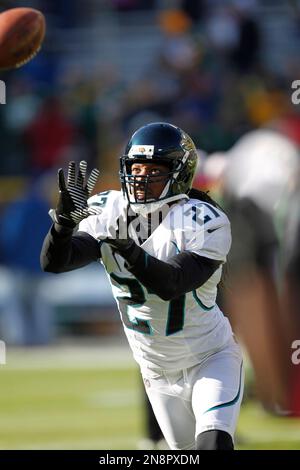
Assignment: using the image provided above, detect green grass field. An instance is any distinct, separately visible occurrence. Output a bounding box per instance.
[1,343,300,450]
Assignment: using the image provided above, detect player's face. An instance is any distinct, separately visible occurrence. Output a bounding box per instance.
[130,162,170,201]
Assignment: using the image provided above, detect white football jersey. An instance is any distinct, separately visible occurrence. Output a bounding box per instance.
[79,190,233,373]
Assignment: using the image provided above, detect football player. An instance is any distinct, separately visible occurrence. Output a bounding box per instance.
[282,186,300,414]
[222,129,299,413]
[40,122,244,450]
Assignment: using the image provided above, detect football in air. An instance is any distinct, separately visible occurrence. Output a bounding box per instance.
[0,7,45,70]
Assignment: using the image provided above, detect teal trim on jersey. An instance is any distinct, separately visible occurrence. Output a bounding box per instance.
[98,240,104,249]
[204,361,243,414]
[171,240,180,254]
[145,252,149,268]
[171,231,214,312]
[192,290,214,311]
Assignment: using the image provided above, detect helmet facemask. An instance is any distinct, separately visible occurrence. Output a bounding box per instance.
[119,122,198,215]
[120,152,190,215]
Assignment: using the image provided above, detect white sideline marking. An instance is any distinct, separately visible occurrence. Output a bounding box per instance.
[4,344,136,370]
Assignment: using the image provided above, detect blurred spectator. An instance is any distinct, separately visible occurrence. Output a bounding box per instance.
[24,96,76,174]
[4,78,41,133]
[112,0,156,12]
[230,1,261,73]
[181,0,207,25]
[206,4,240,58]
[41,0,81,28]
[243,73,290,127]
[0,176,54,345]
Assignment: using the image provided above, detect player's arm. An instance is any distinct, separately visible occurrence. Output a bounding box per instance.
[127,248,221,301]
[40,224,100,273]
[40,160,101,273]
[104,239,221,301]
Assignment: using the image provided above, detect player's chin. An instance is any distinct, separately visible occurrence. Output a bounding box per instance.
[130,187,154,202]
[135,192,149,202]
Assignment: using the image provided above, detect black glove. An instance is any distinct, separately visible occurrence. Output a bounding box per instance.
[49,160,100,228]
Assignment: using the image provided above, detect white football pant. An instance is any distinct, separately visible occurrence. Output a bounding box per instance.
[142,337,244,450]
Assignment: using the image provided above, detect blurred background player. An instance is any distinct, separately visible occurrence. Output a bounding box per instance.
[194,128,300,413]
[281,171,300,415]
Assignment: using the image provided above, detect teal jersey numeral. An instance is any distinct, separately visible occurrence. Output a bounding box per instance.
[110,273,185,336]
[110,273,152,334]
[166,295,186,335]
[90,190,111,208]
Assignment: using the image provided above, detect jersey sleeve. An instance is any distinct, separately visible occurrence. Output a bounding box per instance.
[183,202,231,262]
[78,214,97,239]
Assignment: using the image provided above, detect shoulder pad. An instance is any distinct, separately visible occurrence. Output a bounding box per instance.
[171,198,229,231]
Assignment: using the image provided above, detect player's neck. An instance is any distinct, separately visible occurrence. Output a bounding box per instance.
[135,203,173,243]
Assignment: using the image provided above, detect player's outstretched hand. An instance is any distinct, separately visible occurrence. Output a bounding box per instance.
[49,160,100,228]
